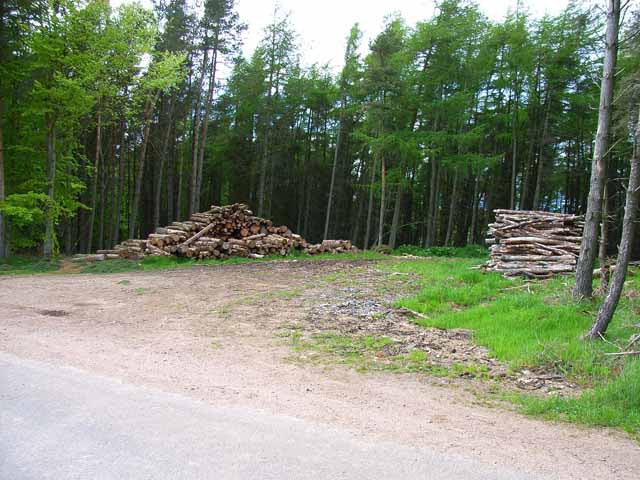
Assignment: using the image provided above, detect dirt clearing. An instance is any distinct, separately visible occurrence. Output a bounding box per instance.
[1,259,638,479]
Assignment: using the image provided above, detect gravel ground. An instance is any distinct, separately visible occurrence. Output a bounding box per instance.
[0,259,638,479]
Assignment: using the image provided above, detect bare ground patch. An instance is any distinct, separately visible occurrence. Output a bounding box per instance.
[277,265,579,396]
[0,258,637,480]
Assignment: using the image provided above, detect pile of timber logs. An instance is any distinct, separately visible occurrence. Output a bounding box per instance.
[304,239,354,255]
[483,209,584,278]
[112,203,357,260]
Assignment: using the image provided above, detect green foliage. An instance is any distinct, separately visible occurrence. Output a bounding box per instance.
[0,193,50,249]
[394,244,487,258]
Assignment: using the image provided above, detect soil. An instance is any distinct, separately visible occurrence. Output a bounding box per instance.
[1,259,638,479]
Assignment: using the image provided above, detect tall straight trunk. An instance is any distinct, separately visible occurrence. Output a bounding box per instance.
[167,130,176,223]
[176,135,185,221]
[510,84,519,210]
[0,97,6,258]
[297,112,313,233]
[112,119,126,246]
[427,160,440,246]
[377,156,386,247]
[445,170,458,247]
[574,0,620,300]
[323,121,341,240]
[86,110,101,252]
[533,92,552,208]
[129,93,159,238]
[388,181,402,249]
[43,119,56,257]
[586,110,640,339]
[98,131,111,251]
[598,182,610,291]
[189,48,209,217]
[153,99,175,229]
[364,154,378,249]
[468,164,480,245]
[196,47,218,213]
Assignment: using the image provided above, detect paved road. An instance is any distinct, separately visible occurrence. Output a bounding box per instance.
[0,353,539,480]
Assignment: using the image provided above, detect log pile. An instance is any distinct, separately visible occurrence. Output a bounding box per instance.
[112,203,357,260]
[483,209,584,278]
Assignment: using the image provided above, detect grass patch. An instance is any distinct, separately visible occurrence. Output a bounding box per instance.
[383,257,640,434]
[283,329,494,378]
[0,256,60,275]
[80,259,143,274]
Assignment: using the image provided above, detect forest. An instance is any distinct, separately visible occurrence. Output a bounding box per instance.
[0,0,639,258]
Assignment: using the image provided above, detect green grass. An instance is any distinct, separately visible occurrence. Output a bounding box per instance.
[0,250,386,277]
[383,257,640,435]
[0,256,61,275]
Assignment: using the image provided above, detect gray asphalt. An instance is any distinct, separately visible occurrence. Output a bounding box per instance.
[0,352,540,480]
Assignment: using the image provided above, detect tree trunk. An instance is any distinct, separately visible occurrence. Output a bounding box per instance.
[510,82,519,210]
[598,182,610,292]
[196,46,218,213]
[167,128,176,224]
[189,48,209,217]
[586,109,640,339]
[388,181,402,249]
[86,110,101,252]
[0,97,6,258]
[445,169,458,247]
[377,155,386,247]
[112,119,126,246]
[153,99,175,229]
[468,164,480,244]
[574,0,620,301]
[533,92,552,208]
[323,121,341,240]
[427,160,440,246]
[364,154,378,250]
[129,93,159,238]
[43,119,56,258]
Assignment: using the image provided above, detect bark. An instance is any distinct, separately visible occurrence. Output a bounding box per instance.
[364,154,378,249]
[0,97,6,258]
[468,164,480,244]
[323,121,341,241]
[176,119,188,222]
[388,181,402,249]
[195,45,219,213]
[586,110,640,339]
[426,160,439,247]
[153,98,175,229]
[510,82,519,210]
[43,119,56,258]
[86,110,101,252]
[533,92,552,208]
[377,155,386,247]
[189,48,209,217]
[574,0,620,300]
[167,129,176,223]
[598,182,610,292]
[111,119,126,246]
[445,170,458,247]
[129,92,160,238]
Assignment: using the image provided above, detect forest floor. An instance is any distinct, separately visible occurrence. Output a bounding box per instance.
[1,257,639,479]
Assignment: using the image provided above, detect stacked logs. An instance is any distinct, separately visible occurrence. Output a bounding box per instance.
[305,239,354,255]
[113,203,357,260]
[483,209,584,278]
